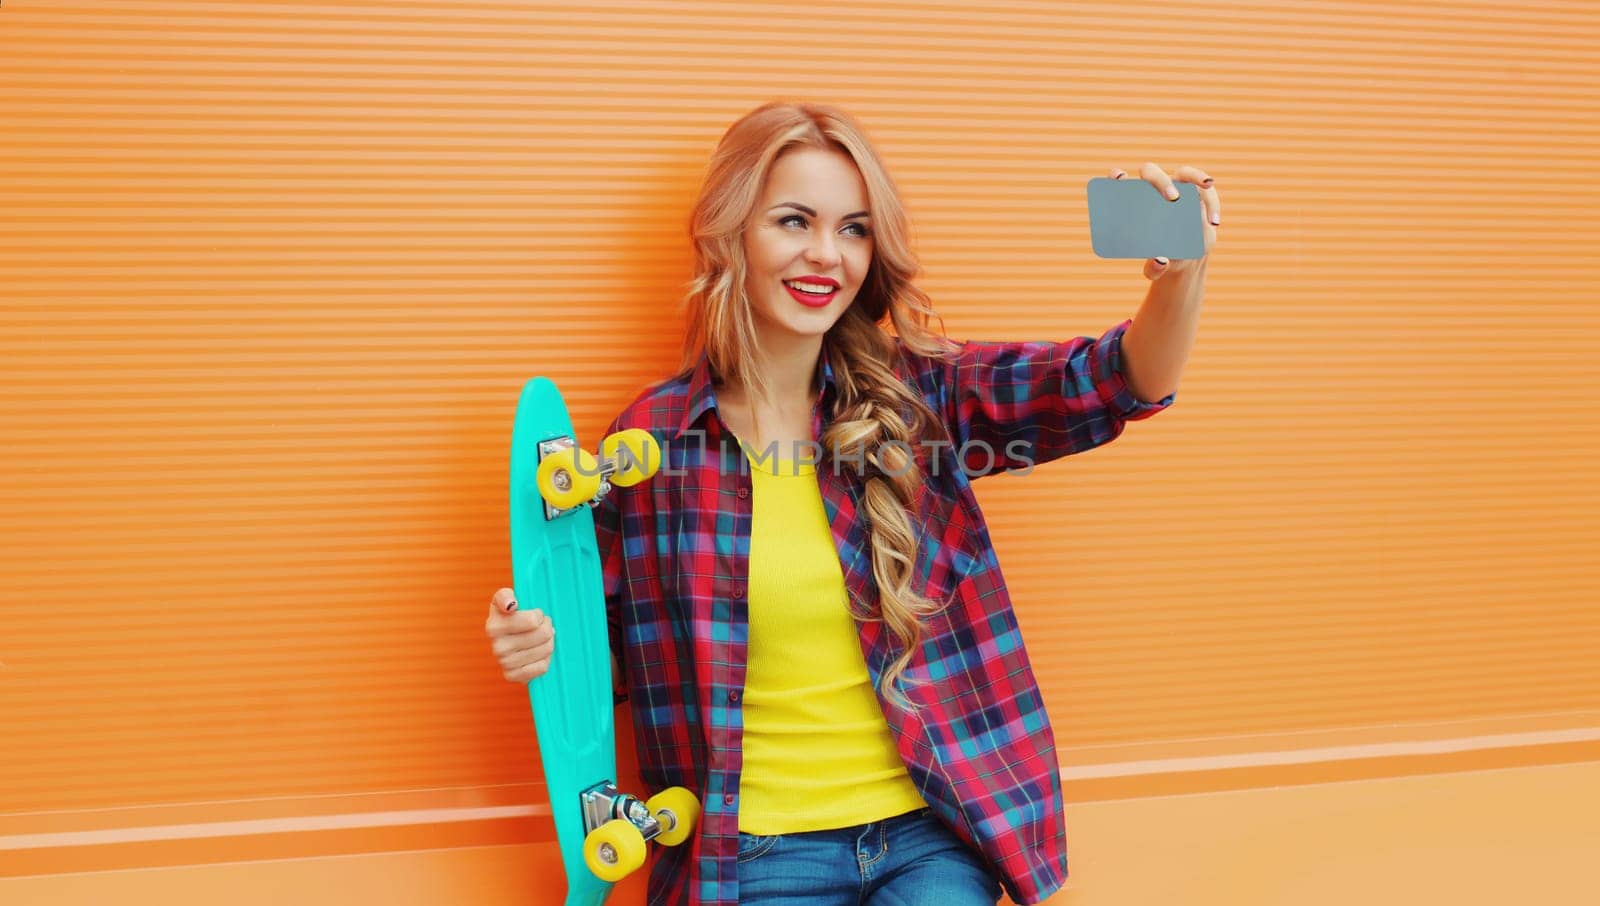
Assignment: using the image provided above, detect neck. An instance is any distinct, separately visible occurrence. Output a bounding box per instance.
[723,332,824,413]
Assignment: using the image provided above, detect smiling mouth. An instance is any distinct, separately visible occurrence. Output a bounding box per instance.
[783,280,838,307]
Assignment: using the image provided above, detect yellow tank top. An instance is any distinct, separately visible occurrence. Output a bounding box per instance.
[737,442,927,834]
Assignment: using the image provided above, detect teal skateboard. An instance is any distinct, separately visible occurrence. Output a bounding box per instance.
[509,377,699,905]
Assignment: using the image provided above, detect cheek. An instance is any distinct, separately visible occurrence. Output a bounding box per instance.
[747,233,793,275]
[850,247,873,287]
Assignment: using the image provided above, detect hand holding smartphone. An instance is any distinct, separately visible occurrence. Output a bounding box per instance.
[1086,177,1207,260]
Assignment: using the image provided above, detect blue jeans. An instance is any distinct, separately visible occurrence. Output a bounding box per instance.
[736,806,1003,905]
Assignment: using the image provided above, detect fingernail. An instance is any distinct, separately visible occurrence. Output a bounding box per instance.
[1211,215,1220,225]
[1167,189,1180,201]
[507,599,519,612]
[1155,257,1169,266]
[1201,178,1214,187]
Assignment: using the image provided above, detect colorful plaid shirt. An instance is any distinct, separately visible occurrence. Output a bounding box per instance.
[591,318,1174,905]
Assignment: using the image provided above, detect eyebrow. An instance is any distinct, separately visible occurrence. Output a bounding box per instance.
[769,202,870,220]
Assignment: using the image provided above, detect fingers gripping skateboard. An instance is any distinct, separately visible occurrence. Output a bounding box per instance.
[535,428,661,512]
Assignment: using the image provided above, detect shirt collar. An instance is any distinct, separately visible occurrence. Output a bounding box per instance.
[673,344,838,439]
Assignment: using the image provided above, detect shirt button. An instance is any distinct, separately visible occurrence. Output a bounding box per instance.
[723,793,734,805]
[737,487,749,499]
[732,585,745,599]
[728,690,740,703]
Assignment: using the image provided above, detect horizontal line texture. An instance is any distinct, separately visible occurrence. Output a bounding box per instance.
[2,0,1598,864]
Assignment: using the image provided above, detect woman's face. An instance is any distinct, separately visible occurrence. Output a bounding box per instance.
[742,146,873,345]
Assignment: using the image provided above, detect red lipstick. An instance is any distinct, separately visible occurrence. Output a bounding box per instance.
[783,276,840,308]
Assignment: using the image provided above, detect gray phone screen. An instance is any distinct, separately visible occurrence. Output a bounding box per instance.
[1086,178,1206,260]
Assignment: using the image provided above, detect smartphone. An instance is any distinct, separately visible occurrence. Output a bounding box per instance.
[1086,177,1207,260]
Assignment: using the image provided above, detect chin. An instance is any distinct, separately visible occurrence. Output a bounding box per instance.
[759,296,852,337]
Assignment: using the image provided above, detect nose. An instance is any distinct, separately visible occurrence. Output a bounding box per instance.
[804,231,842,269]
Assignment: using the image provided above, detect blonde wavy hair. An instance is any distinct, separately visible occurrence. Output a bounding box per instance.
[678,100,957,711]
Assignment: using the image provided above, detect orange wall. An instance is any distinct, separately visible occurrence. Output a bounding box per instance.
[3,1,1598,902]
[7,763,1600,905]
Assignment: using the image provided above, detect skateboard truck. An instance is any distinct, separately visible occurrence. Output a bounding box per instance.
[536,437,611,521]
[581,782,663,842]
[577,781,701,881]
[535,429,662,521]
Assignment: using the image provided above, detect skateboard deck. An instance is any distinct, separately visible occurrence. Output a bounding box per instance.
[508,376,696,905]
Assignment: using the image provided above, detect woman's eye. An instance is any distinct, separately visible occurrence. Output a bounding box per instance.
[778,215,869,237]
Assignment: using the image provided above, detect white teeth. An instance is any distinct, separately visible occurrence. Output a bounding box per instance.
[785,280,836,295]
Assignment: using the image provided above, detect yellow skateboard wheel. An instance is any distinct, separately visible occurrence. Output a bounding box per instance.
[536,445,602,510]
[645,787,700,846]
[600,428,661,487]
[583,817,647,882]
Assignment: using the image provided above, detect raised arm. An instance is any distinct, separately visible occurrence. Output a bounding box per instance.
[936,319,1175,479]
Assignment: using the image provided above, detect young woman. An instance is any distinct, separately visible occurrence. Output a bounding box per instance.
[486,101,1217,906]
